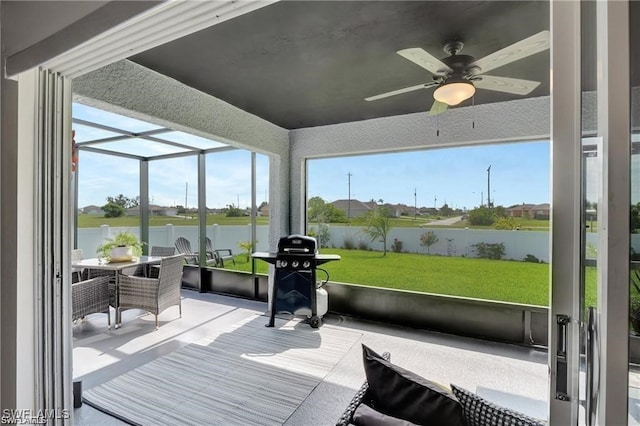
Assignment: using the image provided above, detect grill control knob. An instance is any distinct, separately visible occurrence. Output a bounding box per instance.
[279,260,288,268]
[302,260,311,269]
[292,260,299,268]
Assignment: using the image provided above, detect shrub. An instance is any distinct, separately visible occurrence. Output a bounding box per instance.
[419,231,439,254]
[102,202,125,218]
[390,238,403,253]
[238,240,255,262]
[523,254,540,263]
[494,217,517,230]
[308,223,331,248]
[446,238,456,256]
[343,237,356,250]
[358,239,370,250]
[472,242,505,260]
[224,204,243,217]
[468,206,495,226]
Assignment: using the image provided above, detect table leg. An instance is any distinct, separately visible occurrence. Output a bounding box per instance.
[115,272,121,328]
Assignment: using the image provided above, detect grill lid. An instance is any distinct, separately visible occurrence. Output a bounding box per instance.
[277,234,317,255]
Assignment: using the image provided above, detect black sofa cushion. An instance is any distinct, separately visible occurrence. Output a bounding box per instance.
[451,384,546,426]
[362,344,467,426]
[352,403,418,426]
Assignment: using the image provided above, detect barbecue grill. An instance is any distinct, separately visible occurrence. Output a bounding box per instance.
[253,234,340,328]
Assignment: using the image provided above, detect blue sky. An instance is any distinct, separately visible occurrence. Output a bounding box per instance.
[75,103,549,211]
[77,150,270,209]
[75,103,270,209]
[307,141,550,211]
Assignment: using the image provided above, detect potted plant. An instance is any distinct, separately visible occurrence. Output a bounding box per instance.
[631,262,640,334]
[631,298,640,335]
[96,231,145,262]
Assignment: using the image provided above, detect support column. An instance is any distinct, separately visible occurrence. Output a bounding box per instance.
[197,152,207,292]
[140,159,149,254]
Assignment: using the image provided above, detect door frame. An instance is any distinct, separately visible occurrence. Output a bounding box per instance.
[549,1,582,423]
[594,1,630,424]
[549,1,631,424]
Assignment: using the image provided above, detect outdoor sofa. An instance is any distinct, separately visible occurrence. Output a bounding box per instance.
[337,344,546,426]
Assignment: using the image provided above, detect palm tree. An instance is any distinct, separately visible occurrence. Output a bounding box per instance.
[362,206,393,255]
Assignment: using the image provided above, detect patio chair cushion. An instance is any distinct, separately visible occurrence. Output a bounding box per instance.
[362,344,466,426]
[352,403,418,426]
[450,384,546,426]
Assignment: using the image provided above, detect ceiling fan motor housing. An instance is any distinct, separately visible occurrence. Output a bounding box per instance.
[441,54,479,79]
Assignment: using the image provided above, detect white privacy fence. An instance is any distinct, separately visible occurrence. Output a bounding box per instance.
[77,224,626,263]
[309,225,624,263]
[77,224,270,259]
[310,225,552,262]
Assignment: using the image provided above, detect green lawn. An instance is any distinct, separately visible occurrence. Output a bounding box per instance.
[78,213,548,230]
[225,248,594,307]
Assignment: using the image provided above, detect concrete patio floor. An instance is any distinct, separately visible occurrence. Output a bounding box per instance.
[72,289,550,425]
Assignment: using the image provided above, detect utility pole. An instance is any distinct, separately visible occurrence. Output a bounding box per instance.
[481,191,483,207]
[487,165,492,208]
[347,172,353,219]
[184,181,188,219]
[434,195,437,209]
[414,188,417,220]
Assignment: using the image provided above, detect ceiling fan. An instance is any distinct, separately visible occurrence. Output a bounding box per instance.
[365,30,550,115]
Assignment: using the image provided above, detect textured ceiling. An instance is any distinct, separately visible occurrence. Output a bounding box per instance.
[130,1,550,130]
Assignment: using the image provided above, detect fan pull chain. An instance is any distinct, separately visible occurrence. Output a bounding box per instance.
[472,95,475,129]
[436,114,440,137]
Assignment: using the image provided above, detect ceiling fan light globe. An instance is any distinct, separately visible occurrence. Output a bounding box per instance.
[433,81,476,106]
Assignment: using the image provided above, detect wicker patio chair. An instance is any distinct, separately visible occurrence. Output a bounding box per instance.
[149,246,176,278]
[85,268,117,306]
[174,237,199,265]
[117,254,184,329]
[72,275,111,328]
[71,249,84,283]
[151,246,176,257]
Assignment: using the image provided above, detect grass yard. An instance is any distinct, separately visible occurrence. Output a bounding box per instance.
[78,213,548,231]
[225,248,595,307]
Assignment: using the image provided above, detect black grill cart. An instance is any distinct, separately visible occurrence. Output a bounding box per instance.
[252,235,340,328]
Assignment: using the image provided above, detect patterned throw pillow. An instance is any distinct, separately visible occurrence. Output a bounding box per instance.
[451,384,547,426]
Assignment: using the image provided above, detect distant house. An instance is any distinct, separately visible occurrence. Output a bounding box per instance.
[507,204,535,218]
[506,203,549,220]
[81,205,103,215]
[125,205,178,217]
[259,204,269,217]
[393,203,419,217]
[420,207,438,216]
[530,203,550,220]
[331,199,372,218]
[379,203,402,218]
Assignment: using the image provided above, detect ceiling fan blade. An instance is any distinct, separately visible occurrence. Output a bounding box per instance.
[429,100,449,115]
[471,30,550,74]
[474,75,541,95]
[365,82,437,101]
[397,48,452,75]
